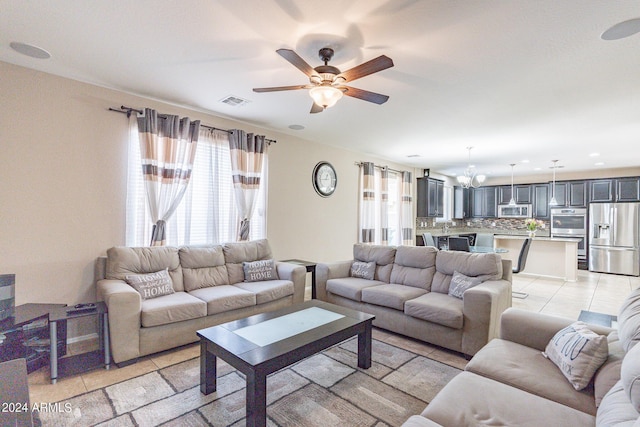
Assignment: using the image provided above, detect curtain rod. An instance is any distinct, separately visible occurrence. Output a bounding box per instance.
[354,161,407,175]
[108,105,276,143]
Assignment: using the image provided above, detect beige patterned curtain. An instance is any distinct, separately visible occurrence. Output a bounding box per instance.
[359,162,376,243]
[380,167,390,245]
[138,108,200,246]
[400,171,414,245]
[228,129,268,241]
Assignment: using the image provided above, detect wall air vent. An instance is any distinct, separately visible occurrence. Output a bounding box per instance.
[220,95,250,107]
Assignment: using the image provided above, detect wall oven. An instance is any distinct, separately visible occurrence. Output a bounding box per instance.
[551,208,587,260]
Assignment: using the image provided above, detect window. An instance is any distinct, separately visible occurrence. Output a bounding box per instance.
[359,167,404,246]
[126,121,267,246]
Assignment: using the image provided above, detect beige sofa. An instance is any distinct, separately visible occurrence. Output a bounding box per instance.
[316,244,512,356]
[96,239,306,365]
[402,287,640,427]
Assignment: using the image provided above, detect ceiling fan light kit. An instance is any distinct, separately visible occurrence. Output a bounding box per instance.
[253,46,393,113]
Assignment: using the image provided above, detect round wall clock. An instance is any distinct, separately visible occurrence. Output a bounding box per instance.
[312,161,337,197]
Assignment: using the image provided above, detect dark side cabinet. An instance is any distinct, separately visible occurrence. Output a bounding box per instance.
[499,185,531,205]
[417,177,444,217]
[0,304,67,373]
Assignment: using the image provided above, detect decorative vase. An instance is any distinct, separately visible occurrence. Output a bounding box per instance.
[528,230,536,238]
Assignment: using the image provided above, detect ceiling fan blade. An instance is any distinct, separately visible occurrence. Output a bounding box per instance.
[276,48,318,77]
[601,18,640,40]
[338,55,394,82]
[253,84,309,93]
[341,86,390,104]
[310,102,324,114]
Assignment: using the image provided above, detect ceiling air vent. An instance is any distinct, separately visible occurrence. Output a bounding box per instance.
[220,95,250,107]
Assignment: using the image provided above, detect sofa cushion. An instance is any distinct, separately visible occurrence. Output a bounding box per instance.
[351,261,376,280]
[179,245,229,291]
[243,259,279,282]
[597,380,640,427]
[389,246,437,290]
[621,340,640,412]
[223,239,273,284]
[420,371,595,427]
[360,284,427,310]
[466,338,597,415]
[430,251,502,294]
[188,285,256,315]
[448,271,483,299]
[595,332,626,407]
[544,321,609,391]
[106,246,184,291]
[326,277,385,302]
[618,286,640,352]
[140,291,207,327]
[234,280,293,305]
[404,293,464,329]
[353,244,396,283]
[125,269,175,300]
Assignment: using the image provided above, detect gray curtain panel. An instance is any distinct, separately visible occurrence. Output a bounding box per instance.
[228,129,268,241]
[137,108,200,246]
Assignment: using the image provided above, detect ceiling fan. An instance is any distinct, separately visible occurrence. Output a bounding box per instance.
[253,47,394,113]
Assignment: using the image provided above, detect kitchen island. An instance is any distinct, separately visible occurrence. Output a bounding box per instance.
[494,235,580,281]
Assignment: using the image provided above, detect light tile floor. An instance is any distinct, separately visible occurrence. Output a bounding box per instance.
[28,270,639,405]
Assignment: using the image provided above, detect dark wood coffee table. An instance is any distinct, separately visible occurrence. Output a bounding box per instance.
[197,300,375,427]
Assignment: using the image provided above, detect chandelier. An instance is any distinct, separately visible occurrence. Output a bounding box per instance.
[457,147,486,189]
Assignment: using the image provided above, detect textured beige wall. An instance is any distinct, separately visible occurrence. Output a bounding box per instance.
[0,61,412,338]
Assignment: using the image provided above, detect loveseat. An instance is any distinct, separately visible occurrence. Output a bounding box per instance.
[402,287,640,427]
[95,239,306,365]
[316,244,512,356]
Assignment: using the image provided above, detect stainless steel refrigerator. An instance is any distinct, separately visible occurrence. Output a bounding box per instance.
[589,202,640,276]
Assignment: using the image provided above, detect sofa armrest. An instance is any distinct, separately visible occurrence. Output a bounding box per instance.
[275,262,307,304]
[401,415,444,427]
[315,260,353,301]
[97,279,142,364]
[499,307,615,351]
[461,279,512,355]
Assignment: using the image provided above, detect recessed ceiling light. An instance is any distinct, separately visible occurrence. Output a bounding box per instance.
[406,154,421,158]
[10,42,51,59]
[595,162,605,166]
[533,167,542,171]
[521,160,530,163]
[589,153,600,157]
[288,124,305,130]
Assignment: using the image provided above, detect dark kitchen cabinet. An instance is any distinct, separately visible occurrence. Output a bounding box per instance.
[615,177,640,202]
[498,185,531,205]
[553,181,587,207]
[532,183,550,219]
[453,186,470,218]
[589,179,614,203]
[417,177,444,217]
[471,187,497,218]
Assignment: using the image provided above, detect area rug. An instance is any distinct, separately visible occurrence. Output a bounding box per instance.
[35,337,461,427]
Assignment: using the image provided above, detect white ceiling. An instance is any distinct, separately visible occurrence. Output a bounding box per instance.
[2,0,639,180]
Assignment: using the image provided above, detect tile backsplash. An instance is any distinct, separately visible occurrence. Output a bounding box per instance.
[416,217,550,236]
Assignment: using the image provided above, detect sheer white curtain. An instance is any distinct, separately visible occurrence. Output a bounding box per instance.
[358,163,410,246]
[126,120,267,247]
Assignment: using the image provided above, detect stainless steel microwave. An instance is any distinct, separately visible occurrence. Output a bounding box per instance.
[498,204,532,218]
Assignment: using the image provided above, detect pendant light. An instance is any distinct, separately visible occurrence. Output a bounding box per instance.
[549,160,559,206]
[508,164,517,206]
[456,147,486,189]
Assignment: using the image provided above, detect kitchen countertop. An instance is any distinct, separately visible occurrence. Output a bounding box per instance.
[494,235,581,243]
